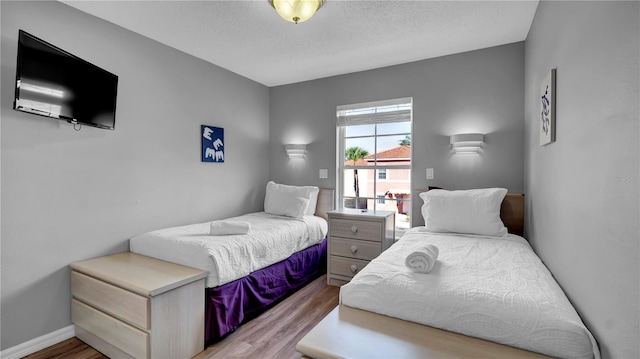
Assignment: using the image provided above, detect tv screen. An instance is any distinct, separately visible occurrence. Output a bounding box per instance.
[13,30,118,130]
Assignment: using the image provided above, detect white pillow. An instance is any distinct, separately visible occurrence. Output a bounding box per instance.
[274,196,310,218]
[306,187,320,216]
[264,181,319,218]
[419,188,508,237]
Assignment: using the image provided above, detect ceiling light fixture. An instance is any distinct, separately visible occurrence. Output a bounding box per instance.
[268,0,324,24]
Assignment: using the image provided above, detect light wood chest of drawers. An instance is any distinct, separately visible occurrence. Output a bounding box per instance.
[70,252,208,359]
[327,209,395,286]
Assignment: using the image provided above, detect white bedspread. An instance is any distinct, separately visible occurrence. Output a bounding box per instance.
[340,227,600,359]
[130,212,327,287]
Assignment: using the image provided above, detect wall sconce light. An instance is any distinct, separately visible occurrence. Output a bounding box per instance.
[285,144,307,158]
[450,133,484,153]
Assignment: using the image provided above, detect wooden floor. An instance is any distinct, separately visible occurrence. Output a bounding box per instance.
[22,337,107,359]
[24,274,339,359]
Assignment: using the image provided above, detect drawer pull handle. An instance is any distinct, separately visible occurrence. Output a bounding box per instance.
[350,264,358,274]
[350,245,358,254]
[351,226,358,234]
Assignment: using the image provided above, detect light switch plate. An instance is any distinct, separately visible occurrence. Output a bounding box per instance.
[319,169,328,179]
[426,168,434,180]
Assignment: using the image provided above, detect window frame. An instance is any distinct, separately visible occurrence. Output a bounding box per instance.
[336,97,412,212]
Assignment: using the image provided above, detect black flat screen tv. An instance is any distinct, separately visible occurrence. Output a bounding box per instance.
[13,30,118,130]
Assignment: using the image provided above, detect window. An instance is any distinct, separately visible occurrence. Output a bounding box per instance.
[337,97,412,237]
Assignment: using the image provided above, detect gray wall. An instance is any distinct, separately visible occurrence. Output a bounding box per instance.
[1,1,270,350]
[5,1,636,356]
[524,2,639,358]
[269,42,525,226]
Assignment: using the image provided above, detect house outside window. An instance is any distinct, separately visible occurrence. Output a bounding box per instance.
[337,97,412,238]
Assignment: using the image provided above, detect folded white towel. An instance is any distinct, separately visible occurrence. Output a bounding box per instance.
[405,243,439,273]
[209,220,251,235]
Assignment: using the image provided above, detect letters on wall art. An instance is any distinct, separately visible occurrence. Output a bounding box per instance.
[201,125,224,162]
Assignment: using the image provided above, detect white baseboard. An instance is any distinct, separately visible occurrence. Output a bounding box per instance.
[1,325,75,359]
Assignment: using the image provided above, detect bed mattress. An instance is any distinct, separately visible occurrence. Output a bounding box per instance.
[130,212,327,287]
[340,227,600,359]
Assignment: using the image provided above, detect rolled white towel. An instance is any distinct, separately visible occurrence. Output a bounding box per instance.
[209,220,251,235]
[405,244,439,273]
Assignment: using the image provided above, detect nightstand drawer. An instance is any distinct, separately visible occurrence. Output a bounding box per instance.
[72,299,149,359]
[330,219,382,241]
[72,271,149,329]
[330,256,369,278]
[331,238,381,260]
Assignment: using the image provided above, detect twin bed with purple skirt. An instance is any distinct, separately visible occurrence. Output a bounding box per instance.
[129,187,334,344]
[204,238,327,341]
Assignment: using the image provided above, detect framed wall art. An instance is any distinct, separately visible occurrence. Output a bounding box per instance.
[201,125,224,162]
[540,69,556,146]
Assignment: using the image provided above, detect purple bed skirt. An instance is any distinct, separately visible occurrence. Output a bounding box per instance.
[205,238,327,343]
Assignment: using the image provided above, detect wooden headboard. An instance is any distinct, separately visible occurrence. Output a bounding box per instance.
[500,193,525,236]
[314,188,335,221]
[415,189,525,236]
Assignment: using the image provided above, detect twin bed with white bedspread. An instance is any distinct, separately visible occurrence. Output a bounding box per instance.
[340,228,599,358]
[130,212,327,287]
[129,182,333,343]
[298,188,600,359]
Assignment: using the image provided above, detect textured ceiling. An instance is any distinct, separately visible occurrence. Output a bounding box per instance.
[60,0,539,87]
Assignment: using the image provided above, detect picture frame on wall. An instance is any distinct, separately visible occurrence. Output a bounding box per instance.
[201,125,224,162]
[540,69,556,146]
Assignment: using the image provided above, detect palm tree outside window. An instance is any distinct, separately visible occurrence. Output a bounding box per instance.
[344,146,369,209]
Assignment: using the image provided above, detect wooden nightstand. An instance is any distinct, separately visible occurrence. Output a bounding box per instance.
[327,209,395,286]
[70,252,208,359]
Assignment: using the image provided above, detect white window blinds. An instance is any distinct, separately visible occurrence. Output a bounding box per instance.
[336,97,412,126]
